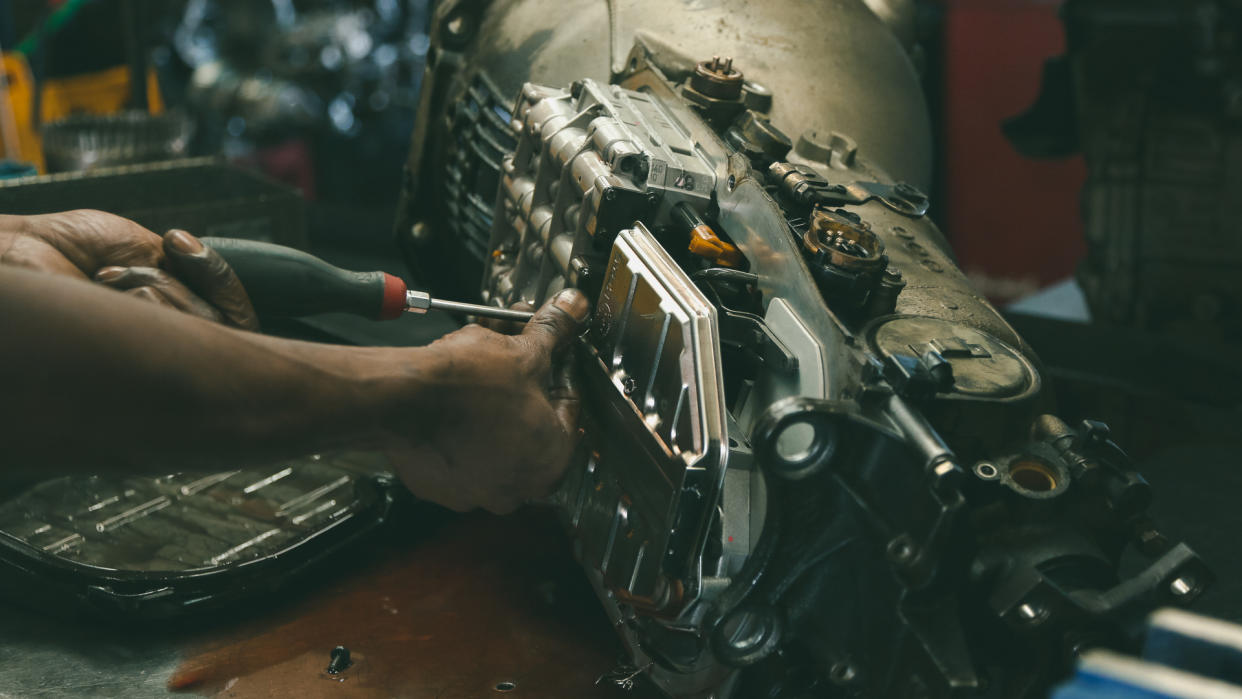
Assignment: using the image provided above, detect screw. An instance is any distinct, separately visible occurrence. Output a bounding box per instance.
[410,221,431,243]
[569,257,591,282]
[1017,602,1049,625]
[327,645,352,674]
[886,535,916,564]
[1170,576,1198,599]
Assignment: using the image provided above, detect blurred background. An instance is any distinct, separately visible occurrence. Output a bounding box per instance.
[0,0,433,251]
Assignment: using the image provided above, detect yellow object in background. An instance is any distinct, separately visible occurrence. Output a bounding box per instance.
[0,52,163,172]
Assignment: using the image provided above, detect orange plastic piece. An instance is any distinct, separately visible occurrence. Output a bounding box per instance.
[0,53,40,167]
[687,223,744,267]
[0,52,164,172]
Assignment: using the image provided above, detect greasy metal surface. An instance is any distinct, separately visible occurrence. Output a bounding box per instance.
[619,62,863,407]
[396,0,933,301]
[485,78,717,302]
[0,454,384,572]
[559,223,726,606]
[432,0,931,188]
[0,510,649,698]
[860,0,919,49]
[866,316,1039,400]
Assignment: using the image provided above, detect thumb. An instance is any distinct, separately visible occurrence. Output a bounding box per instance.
[162,230,260,331]
[520,288,591,355]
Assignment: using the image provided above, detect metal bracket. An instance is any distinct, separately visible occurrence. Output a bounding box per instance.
[770,162,930,217]
[692,269,798,373]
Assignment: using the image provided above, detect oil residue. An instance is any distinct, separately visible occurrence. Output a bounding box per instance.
[168,509,652,698]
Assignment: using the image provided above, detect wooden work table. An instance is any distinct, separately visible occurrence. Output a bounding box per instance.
[0,508,660,698]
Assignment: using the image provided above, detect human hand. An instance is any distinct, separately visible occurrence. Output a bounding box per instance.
[0,210,258,329]
[388,289,591,514]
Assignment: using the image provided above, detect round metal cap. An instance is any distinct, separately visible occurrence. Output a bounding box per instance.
[867,316,1038,399]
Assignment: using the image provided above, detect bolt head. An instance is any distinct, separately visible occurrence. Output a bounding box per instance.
[1170,575,1199,599]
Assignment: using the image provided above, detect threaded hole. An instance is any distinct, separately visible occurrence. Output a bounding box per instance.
[1010,460,1059,493]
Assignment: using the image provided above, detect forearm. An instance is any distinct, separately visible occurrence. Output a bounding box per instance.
[0,266,427,475]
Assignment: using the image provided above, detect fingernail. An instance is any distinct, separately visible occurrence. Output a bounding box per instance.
[94,266,127,282]
[552,288,591,323]
[166,229,204,254]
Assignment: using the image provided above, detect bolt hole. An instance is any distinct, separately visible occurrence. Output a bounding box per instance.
[495,680,517,692]
[974,462,999,480]
[1009,459,1060,493]
[727,174,736,191]
[728,437,739,448]
[628,57,638,71]
[721,610,769,651]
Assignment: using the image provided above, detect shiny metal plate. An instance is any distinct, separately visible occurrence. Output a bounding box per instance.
[560,222,727,608]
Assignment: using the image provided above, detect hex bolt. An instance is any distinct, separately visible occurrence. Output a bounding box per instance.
[327,645,352,674]
[622,376,638,396]
[886,534,917,565]
[1017,602,1049,625]
[569,256,591,283]
[1170,575,1198,598]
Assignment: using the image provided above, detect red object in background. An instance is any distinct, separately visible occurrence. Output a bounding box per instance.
[233,139,317,202]
[942,0,1086,301]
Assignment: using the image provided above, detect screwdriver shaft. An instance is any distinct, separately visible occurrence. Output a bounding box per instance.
[428,299,535,322]
[405,289,535,322]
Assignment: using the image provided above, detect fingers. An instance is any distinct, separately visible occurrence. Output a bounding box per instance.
[95,266,225,322]
[125,285,176,309]
[162,230,260,331]
[26,210,165,272]
[519,288,591,357]
[478,300,535,335]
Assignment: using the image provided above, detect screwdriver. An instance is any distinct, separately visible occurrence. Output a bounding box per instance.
[200,237,535,323]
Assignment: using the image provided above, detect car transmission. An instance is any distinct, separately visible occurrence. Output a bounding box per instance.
[394,1,1211,696]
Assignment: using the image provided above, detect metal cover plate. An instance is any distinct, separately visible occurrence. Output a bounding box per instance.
[561,222,726,603]
[592,223,725,462]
